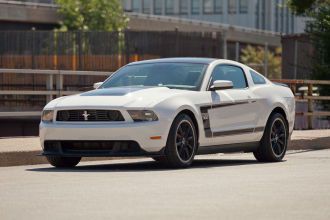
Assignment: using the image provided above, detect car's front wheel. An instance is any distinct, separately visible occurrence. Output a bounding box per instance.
[163,114,198,168]
[254,113,288,162]
[46,156,81,168]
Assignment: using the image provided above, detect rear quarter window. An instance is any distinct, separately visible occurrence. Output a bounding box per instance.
[250,70,266,85]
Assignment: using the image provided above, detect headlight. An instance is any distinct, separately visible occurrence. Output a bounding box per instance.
[128,110,158,122]
[42,110,54,122]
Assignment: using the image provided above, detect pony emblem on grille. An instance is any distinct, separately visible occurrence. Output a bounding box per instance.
[82,111,90,121]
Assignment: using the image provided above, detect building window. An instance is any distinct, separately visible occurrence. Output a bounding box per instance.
[165,0,175,14]
[180,0,189,15]
[203,0,213,14]
[154,0,162,15]
[142,0,151,14]
[239,0,248,13]
[275,0,279,32]
[191,0,200,15]
[261,0,265,29]
[132,0,141,12]
[214,0,222,14]
[286,7,290,33]
[291,13,294,33]
[228,0,236,14]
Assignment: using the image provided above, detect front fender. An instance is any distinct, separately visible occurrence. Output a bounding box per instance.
[154,97,204,143]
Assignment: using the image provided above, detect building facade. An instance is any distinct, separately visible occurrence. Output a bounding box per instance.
[121,0,307,33]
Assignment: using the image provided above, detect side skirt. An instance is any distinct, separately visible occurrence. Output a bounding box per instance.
[197,142,259,155]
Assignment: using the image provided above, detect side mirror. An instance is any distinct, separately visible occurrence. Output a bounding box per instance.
[93,82,103,89]
[210,80,233,91]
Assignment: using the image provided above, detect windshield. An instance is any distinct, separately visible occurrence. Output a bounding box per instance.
[100,62,208,91]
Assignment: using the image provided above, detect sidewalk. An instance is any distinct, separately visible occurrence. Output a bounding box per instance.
[0,130,329,167]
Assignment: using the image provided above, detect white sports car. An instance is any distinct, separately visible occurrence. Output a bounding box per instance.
[40,58,295,168]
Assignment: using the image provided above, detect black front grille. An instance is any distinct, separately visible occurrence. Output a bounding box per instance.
[56,110,124,121]
[44,140,142,156]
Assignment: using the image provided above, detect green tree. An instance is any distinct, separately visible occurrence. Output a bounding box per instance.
[288,0,328,14]
[288,0,330,95]
[240,45,282,79]
[56,0,128,31]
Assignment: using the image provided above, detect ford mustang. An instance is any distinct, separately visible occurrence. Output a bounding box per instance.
[40,58,295,168]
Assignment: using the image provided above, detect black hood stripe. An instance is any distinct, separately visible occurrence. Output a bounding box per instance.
[80,87,156,96]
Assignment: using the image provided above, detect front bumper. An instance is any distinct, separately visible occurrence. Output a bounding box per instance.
[40,120,170,156]
[42,140,164,157]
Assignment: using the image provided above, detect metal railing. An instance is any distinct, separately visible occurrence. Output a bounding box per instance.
[0,68,111,117]
[272,79,330,129]
[0,69,329,129]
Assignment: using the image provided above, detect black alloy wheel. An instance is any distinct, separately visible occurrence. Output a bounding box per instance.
[163,114,198,168]
[175,120,196,162]
[254,113,288,162]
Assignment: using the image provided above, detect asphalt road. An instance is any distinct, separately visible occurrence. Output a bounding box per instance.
[1,150,330,220]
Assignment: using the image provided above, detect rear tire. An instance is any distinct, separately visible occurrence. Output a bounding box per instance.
[254,113,288,162]
[163,114,198,168]
[46,156,81,168]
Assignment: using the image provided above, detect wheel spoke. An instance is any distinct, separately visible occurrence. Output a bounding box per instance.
[184,127,192,138]
[186,144,193,150]
[177,144,183,153]
[187,136,193,141]
[183,147,190,160]
[273,143,281,155]
[279,133,285,138]
[178,126,184,137]
[278,139,284,145]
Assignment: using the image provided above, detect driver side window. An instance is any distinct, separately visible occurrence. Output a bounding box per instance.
[210,65,248,89]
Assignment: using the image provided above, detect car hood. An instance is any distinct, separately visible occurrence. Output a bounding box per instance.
[47,87,192,109]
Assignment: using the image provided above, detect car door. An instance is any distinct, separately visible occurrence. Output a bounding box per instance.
[206,64,259,143]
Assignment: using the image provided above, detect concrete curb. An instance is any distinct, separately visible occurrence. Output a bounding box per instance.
[0,151,123,167]
[0,137,329,167]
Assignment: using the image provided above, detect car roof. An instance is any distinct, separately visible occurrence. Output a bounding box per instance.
[127,57,217,65]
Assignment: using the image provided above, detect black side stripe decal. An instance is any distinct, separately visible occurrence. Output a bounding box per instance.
[212,126,264,137]
[199,101,263,138]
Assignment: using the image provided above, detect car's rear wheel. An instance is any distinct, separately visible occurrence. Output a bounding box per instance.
[163,114,198,168]
[46,156,81,168]
[254,113,288,162]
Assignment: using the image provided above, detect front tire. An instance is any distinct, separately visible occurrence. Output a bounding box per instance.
[254,113,288,162]
[46,156,81,168]
[163,114,198,168]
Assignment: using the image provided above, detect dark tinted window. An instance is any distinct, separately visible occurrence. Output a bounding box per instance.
[203,0,213,14]
[250,70,266,85]
[180,0,188,14]
[165,0,174,14]
[214,0,223,14]
[210,65,247,89]
[154,0,162,14]
[142,0,151,14]
[191,0,200,14]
